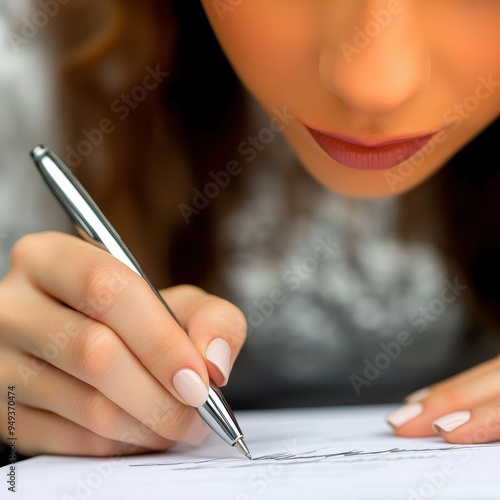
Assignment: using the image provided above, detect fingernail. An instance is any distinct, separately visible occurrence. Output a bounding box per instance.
[386,403,423,427]
[206,338,231,386]
[173,369,208,407]
[432,411,471,433]
[405,388,430,403]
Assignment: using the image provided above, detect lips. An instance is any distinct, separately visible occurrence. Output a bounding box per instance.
[305,125,437,171]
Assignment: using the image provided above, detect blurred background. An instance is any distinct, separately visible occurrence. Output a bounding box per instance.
[0,0,72,279]
[1,0,499,412]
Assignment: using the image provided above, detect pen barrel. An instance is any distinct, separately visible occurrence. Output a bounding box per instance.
[198,385,244,446]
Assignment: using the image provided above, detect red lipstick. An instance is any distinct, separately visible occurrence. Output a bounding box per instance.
[305,125,436,171]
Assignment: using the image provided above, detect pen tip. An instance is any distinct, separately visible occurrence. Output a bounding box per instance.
[31,145,48,161]
[234,438,252,460]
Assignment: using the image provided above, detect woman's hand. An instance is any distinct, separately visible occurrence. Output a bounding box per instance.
[386,356,500,443]
[0,231,247,457]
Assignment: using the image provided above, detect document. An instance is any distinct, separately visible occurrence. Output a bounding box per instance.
[4,404,500,499]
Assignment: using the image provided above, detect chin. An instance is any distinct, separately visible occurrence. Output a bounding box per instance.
[297,155,435,198]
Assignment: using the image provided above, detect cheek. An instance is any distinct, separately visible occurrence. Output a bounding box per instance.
[433,21,500,135]
[448,40,500,85]
[429,5,500,98]
[201,2,317,109]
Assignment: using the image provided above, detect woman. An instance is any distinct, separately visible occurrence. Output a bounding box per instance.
[0,0,499,460]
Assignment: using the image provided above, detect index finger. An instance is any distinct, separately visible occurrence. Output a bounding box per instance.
[18,231,210,408]
[160,285,248,386]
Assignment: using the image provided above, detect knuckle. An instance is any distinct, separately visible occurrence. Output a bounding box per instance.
[10,231,64,269]
[9,233,41,268]
[71,323,116,378]
[206,298,248,344]
[77,261,131,319]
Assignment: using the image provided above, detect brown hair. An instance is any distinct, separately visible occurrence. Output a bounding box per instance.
[49,0,243,287]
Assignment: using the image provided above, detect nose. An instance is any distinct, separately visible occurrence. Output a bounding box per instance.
[318,1,430,116]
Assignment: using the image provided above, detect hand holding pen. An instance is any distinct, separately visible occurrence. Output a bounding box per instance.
[0,147,249,458]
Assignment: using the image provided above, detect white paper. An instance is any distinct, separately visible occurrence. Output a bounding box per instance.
[3,404,500,499]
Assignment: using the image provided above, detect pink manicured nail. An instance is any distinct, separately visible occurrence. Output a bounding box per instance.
[206,338,231,386]
[433,411,471,433]
[405,388,430,403]
[173,369,208,407]
[386,403,423,427]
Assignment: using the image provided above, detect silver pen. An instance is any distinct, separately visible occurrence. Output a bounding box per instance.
[31,145,251,459]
